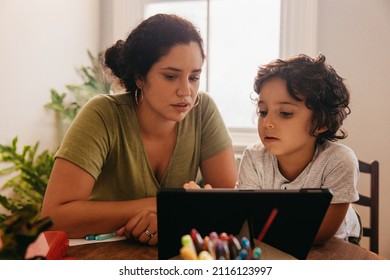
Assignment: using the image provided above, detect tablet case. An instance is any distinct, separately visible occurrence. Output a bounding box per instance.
[157,188,333,260]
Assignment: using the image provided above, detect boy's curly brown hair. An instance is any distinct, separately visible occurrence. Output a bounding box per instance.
[254,54,351,144]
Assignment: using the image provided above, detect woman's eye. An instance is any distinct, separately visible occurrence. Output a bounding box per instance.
[189,76,200,82]
[164,74,176,80]
[280,111,293,118]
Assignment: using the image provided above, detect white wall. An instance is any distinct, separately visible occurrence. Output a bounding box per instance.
[0,0,100,150]
[317,0,390,257]
[0,0,100,209]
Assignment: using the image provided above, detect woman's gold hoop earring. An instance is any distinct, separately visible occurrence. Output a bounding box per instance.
[193,95,200,107]
[135,88,143,105]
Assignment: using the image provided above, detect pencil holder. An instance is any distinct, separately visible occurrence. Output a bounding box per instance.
[179,228,262,260]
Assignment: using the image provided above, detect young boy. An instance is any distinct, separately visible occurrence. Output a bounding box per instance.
[237,54,361,244]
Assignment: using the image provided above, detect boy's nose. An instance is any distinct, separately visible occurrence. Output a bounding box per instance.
[263,115,274,128]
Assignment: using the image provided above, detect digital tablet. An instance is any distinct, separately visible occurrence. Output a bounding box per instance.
[157,188,333,260]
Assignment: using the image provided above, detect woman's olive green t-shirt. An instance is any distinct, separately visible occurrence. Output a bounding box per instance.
[55,92,232,201]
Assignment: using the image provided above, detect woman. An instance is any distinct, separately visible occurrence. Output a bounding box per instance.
[41,14,237,246]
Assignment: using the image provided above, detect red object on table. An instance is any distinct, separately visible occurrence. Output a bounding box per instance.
[25,231,73,260]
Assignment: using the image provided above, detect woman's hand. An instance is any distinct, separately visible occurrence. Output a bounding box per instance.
[117,210,158,246]
[183,181,212,189]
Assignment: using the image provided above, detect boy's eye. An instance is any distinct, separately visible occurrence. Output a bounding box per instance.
[280,111,293,118]
[259,110,267,117]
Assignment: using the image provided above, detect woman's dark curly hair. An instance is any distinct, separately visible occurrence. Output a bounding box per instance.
[253,54,351,144]
[104,13,205,98]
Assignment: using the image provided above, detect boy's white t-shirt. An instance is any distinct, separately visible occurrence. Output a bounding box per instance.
[236,140,361,240]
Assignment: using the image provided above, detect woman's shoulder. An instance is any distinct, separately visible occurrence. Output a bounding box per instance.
[195,92,221,121]
[198,91,213,107]
[198,91,210,99]
[81,93,133,115]
[87,92,132,106]
[72,93,134,129]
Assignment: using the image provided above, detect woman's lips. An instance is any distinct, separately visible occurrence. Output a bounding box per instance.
[172,102,190,112]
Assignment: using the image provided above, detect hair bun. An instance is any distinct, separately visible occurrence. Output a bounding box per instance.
[104,40,125,79]
[115,39,125,49]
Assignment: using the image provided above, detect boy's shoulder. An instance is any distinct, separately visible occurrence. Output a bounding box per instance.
[245,142,265,152]
[319,140,355,154]
[243,142,269,160]
[317,141,358,164]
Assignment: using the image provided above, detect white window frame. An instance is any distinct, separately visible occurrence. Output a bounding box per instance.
[106,0,318,154]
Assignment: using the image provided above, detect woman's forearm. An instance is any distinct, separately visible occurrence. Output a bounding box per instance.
[41,197,156,238]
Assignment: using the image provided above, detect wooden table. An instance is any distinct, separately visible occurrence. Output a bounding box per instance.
[307,237,386,260]
[67,237,386,260]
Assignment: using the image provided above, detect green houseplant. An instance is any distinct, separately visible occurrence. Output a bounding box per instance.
[0,138,54,223]
[45,50,112,124]
[0,50,111,258]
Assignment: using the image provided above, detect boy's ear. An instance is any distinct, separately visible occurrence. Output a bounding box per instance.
[314,126,328,135]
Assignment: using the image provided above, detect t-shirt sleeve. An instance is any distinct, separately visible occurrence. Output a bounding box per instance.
[55,95,116,180]
[323,145,359,204]
[199,93,232,161]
